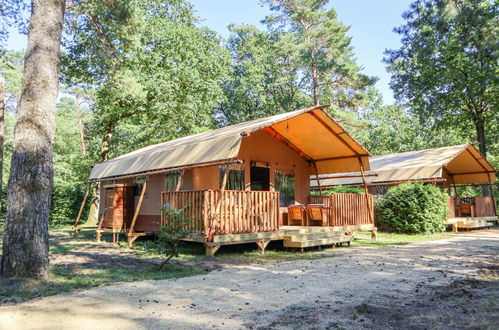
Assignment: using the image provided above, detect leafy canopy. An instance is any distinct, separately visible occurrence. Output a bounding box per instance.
[385,0,498,158]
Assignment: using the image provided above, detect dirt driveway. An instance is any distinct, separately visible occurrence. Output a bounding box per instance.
[1,230,497,330]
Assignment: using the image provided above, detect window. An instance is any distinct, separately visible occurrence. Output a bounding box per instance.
[164,170,182,191]
[219,164,245,190]
[275,170,295,206]
[250,166,270,191]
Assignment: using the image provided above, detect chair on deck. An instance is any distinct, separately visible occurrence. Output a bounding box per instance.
[458,204,475,217]
[287,205,306,226]
[306,205,328,226]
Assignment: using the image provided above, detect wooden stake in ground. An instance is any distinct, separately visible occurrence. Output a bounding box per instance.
[0,0,66,279]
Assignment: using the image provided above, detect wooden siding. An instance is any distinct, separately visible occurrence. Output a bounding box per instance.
[310,193,374,226]
[448,197,456,218]
[449,196,497,218]
[161,190,280,241]
[475,196,497,217]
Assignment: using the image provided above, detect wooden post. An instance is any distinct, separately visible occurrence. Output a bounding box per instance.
[175,170,184,191]
[256,240,270,254]
[221,165,229,191]
[73,182,91,230]
[312,162,323,196]
[127,177,148,247]
[486,172,497,216]
[358,157,376,239]
[205,243,221,256]
[96,211,106,242]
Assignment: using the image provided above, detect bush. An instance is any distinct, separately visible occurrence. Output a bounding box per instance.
[311,185,364,195]
[377,182,448,234]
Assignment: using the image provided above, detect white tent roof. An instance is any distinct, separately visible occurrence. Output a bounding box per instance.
[312,144,496,187]
[90,105,371,181]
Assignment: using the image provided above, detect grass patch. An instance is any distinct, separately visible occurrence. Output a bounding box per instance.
[0,263,203,304]
[352,231,451,248]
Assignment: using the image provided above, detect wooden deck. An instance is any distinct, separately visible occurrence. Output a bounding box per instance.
[121,190,377,254]
[203,224,375,255]
[447,216,498,232]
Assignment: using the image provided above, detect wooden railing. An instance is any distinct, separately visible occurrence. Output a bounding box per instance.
[310,193,374,226]
[449,196,497,218]
[162,190,280,241]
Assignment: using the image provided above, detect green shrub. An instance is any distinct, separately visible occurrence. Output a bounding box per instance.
[311,185,364,195]
[377,182,448,234]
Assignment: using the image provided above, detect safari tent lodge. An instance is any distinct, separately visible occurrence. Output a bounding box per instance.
[312,145,498,231]
[76,106,377,255]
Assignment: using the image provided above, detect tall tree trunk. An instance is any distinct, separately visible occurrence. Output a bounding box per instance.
[100,119,116,162]
[311,64,320,106]
[86,119,117,225]
[0,77,5,213]
[1,0,65,279]
[474,117,490,196]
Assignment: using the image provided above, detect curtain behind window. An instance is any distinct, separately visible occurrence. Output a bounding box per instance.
[275,170,295,206]
[164,171,182,191]
[219,165,245,190]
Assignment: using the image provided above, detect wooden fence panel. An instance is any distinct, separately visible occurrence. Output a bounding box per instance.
[310,193,373,226]
[475,196,497,217]
[161,190,280,241]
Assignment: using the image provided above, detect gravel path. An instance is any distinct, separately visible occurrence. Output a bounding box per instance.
[1,231,497,330]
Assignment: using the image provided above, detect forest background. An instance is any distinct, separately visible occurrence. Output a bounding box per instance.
[0,0,496,223]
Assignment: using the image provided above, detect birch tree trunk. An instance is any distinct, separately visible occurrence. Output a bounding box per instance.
[1,0,65,279]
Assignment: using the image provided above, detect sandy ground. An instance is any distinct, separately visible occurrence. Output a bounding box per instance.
[0,230,497,330]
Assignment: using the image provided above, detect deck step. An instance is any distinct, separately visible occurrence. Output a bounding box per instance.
[458,221,495,229]
[283,231,347,241]
[283,235,353,248]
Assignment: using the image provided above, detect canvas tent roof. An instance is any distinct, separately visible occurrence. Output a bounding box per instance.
[312,144,496,187]
[89,105,371,181]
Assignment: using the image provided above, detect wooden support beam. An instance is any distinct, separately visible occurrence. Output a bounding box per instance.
[175,169,184,191]
[127,177,148,246]
[256,240,270,254]
[205,243,221,256]
[311,173,378,180]
[74,182,91,229]
[312,162,323,196]
[96,211,106,242]
[220,166,228,191]
[358,156,375,239]
[314,155,369,162]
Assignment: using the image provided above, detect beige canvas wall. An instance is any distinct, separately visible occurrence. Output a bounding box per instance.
[237,129,313,204]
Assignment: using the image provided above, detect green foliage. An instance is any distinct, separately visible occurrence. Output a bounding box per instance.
[262,0,375,107]
[63,0,231,161]
[0,50,23,110]
[216,24,308,124]
[156,204,200,269]
[377,182,448,234]
[385,0,498,159]
[358,103,465,155]
[311,185,364,195]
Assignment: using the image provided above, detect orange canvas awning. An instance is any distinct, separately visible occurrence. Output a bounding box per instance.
[313,144,496,187]
[90,105,371,181]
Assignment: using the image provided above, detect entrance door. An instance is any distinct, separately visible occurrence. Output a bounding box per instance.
[250,166,270,191]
